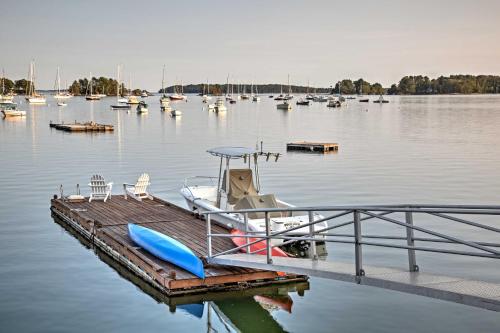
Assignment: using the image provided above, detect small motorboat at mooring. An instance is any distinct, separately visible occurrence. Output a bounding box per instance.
[136,101,148,113]
[359,98,369,103]
[1,103,26,117]
[128,224,205,279]
[276,100,292,110]
[296,99,310,106]
[111,104,130,110]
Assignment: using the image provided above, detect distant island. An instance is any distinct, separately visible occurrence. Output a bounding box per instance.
[160,75,500,95]
[1,74,499,95]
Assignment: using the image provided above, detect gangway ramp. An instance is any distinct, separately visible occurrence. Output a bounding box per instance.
[209,254,500,311]
[204,204,500,312]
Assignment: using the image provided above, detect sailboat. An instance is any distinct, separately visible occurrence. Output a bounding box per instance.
[0,69,14,104]
[252,82,260,102]
[169,79,187,101]
[25,61,46,104]
[126,75,140,104]
[111,65,130,109]
[54,67,72,100]
[159,65,171,110]
[274,85,284,100]
[202,79,212,103]
[284,74,294,100]
[85,72,102,101]
[240,83,249,100]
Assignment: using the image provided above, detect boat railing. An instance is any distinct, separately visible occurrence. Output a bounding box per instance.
[203,204,500,277]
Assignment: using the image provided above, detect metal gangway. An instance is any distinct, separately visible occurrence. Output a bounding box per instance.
[204,204,500,311]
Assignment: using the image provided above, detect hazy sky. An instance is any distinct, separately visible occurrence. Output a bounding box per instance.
[1,0,499,90]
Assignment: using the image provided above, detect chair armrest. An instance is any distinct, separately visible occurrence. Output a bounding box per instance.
[123,183,135,188]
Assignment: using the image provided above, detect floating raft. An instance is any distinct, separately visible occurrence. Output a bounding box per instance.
[50,121,114,132]
[50,195,306,296]
[287,141,339,153]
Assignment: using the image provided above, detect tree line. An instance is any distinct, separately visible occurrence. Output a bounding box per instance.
[68,77,136,96]
[3,74,500,95]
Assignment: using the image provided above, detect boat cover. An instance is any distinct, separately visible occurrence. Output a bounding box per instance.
[234,194,281,219]
[222,169,258,205]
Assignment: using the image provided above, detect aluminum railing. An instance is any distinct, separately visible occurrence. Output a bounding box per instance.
[203,204,500,277]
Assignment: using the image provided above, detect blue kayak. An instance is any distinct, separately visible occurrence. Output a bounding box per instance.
[127,223,205,279]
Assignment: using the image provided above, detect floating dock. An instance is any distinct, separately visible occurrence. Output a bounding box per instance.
[286,141,339,153]
[49,121,114,132]
[50,195,307,296]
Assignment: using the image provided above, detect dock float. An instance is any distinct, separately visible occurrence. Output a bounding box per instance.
[49,121,114,132]
[50,195,307,296]
[286,141,339,153]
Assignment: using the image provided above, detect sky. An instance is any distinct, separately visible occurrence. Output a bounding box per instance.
[1,0,499,90]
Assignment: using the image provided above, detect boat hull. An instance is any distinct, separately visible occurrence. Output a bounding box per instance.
[128,223,205,279]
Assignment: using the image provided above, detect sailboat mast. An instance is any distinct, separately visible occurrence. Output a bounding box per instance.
[1,68,4,95]
[161,65,165,95]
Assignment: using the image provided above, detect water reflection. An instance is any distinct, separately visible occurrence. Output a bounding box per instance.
[51,213,304,332]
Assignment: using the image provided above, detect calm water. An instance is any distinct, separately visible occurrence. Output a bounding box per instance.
[1,95,499,332]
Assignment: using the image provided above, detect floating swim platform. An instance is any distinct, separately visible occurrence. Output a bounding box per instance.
[49,121,114,132]
[286,141,339,153]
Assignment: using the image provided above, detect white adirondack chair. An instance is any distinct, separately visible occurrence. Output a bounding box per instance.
[123,173,152,201]
[88,175,113,202]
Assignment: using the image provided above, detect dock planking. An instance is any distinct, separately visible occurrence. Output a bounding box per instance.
[50,194,307,296]
[287,141,339,153]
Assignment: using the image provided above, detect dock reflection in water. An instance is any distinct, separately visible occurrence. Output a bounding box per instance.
[51,214,304,332]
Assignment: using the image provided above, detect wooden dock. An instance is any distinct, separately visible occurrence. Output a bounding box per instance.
[286,141,339,153]
[50,195,307,296]
[49,121,114,132]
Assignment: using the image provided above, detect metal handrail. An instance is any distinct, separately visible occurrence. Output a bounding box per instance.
[204,204,500,277]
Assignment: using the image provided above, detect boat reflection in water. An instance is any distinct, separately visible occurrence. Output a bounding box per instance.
[52,214,306,332]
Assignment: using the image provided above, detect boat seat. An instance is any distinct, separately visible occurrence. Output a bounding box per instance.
[234,194,281,219]
[221,169,258,205]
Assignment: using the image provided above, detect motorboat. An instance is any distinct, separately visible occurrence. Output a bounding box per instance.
[170,109,182,117]
[296,99,310,106]
[313,95,328,102]
[276,100,292,110]
[373,95,389,103]
[1,103,26,117]
[274,95,285,100]
[327,99,341,108]
[229,99,237,104]
[214,97,227,113]
[136,101,148,113]
[127,95,140,104]
[359,98,369,103]
[305,94,315,100]
[252,95,261,102]
[180,146,328,256]
[57,101,67,107]
[141,91,148,98]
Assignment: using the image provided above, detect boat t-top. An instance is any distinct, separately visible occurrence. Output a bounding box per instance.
[180,146,328,256]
